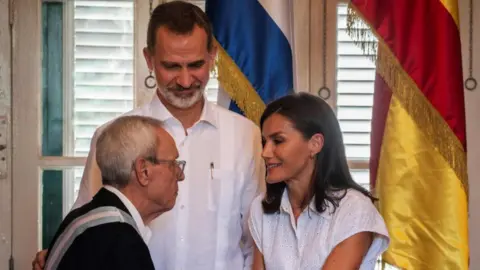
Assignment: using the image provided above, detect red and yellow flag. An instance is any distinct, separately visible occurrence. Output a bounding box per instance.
[347,0,468,269]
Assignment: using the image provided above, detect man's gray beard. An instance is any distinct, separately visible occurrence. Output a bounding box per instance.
[158,87,205,109]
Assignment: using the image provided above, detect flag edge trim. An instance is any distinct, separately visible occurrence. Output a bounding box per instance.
[214,39,266,125]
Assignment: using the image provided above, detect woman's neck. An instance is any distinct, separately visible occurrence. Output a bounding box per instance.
[286,180,310,210]
[286,162,316,210]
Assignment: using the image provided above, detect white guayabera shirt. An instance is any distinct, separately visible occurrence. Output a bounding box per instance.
[73,95,265,270]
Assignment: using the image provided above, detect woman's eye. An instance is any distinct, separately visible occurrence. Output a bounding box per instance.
[273,138,284,145]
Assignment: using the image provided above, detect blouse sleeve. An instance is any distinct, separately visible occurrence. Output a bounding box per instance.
[331,191,390,269]
[248,194,265,253]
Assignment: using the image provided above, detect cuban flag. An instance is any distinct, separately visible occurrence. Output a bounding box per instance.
[206,0,295,124]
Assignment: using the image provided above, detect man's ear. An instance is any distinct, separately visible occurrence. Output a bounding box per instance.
[143,47,154,71]
[133,158,150,187]
[308,133,324,157]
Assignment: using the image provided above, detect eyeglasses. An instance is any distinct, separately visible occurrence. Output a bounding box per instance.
[146,157,186,176]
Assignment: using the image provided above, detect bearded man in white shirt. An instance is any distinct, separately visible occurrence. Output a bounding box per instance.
[32,1,264,270]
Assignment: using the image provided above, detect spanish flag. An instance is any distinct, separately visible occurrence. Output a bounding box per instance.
[347,0,468,269]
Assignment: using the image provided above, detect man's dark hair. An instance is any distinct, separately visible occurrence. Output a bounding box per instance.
[147,1,214,53]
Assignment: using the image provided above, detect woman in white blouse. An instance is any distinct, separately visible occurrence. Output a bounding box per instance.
[249,93,390,270]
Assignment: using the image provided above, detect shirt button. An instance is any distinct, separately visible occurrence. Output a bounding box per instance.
[180,205,184,209]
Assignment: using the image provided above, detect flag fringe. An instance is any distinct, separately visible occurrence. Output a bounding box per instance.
[346,6,378,63]
[346,3,468,199]
[214,39,265,125]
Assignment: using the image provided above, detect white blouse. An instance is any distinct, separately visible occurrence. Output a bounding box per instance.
[248,189,390,270]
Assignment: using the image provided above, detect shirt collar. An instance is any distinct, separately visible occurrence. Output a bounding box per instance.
[104,185,152,244]
[149,93,218,128]
[279,189,332,219]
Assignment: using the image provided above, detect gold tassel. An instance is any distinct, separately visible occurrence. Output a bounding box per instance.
[346,3,378,63]
[214,39,266,125]
[346,3,468,196]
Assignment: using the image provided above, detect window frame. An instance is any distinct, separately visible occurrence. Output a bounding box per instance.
[10,1,152,268]
[61,0,145,212]
[62,0,76,214]
[307,0,371,172]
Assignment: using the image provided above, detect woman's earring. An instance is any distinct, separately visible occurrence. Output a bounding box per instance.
[144,70,156,89]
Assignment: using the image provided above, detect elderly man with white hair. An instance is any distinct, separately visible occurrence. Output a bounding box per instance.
[41,115,185,270]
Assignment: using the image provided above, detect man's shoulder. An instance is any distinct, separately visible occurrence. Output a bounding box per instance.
[61,190,131,233]
[57,210,142,248]
[47,203,139,258]
[57,222,147,265]
[71,222,146,261]
[79,221,140,240]
[59,200,98,229]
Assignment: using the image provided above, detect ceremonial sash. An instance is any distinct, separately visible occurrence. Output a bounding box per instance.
[45,206,138,270]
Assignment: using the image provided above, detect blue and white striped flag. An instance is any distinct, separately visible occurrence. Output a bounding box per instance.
[206,0,295,124]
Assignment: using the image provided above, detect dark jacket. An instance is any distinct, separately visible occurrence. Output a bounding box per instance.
[45,188,155,270]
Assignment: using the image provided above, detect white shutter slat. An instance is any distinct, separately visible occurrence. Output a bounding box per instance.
[72,0,134,165]
[337,69,375,81]
[343,133,370,145]
[74,6,133,20]
[74,126,97,138]
[337,107,373,120]
[345,146,370,159]
[337,94,374,106]
[75,73,133,86]
[337,81,374,94]
[75,46,133,59]
[340,120,372,133]
[75,20,133,34]
[75,112,124,126]
[75,32,133,47]
[350,170,370,188]
[337,56,375,68]
[74,100,133,113]
[75,1,133,8]
[75,60,133,73]
[336,3,375,162]
[74,140,92,151]
[74,86,132,99]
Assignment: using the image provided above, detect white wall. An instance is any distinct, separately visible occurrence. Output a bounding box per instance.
[460,0,480,267]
